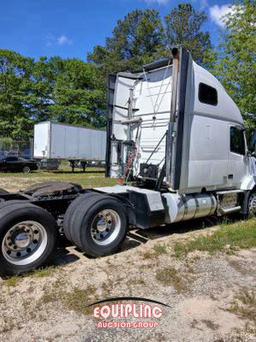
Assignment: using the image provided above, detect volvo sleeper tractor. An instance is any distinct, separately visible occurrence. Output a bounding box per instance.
[0,47,255,276]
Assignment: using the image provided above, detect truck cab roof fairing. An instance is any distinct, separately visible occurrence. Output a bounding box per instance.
[193,63,243,126]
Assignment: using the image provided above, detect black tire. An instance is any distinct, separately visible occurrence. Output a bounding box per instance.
[0,203,57,276]
[63,192,101,243]
[69,194,108,248]
[0,200,29,210]
[23,166,31,174]
[71,195,127,257]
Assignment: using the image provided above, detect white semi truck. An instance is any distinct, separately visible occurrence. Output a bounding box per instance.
[0,47,255,276]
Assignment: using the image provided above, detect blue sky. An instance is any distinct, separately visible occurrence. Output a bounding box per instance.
[0,0,234,61]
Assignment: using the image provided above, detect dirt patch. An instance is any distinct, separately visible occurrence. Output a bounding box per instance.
[0,173,256,341]
[0,227,256,341]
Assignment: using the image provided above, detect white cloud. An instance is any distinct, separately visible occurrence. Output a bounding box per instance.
[45,34,72,47]
[209,4,237,28]
[57,35,72,46]
[142,0,170,5]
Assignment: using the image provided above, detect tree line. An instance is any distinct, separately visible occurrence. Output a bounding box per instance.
[0,1,255,141]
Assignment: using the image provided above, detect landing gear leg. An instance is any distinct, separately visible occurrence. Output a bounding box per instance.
[69,160,75,173]
[81,161,88,173]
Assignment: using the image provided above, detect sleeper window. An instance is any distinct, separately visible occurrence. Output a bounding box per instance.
[198,83,218,106]
[230,127,245,155]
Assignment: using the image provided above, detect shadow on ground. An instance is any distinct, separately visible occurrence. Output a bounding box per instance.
[53,215,236,268]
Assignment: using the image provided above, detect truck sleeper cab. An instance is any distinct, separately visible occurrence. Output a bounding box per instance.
[0,47,255,276]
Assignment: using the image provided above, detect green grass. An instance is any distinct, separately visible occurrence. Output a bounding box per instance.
[4,267,55,286]
[153,243,168,255]
[31,267,55,278]
[4,276,20,287]
[0,166,116,192]
[174,218,256,258]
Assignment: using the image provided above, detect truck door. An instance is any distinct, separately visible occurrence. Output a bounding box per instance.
[228,125,248,188]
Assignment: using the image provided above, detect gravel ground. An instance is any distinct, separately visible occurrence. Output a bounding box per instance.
[0,222,256,342]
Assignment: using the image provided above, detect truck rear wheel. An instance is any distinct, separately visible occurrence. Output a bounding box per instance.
[0,203,57,276]
[63,192,101,243]
[70,195,127,257]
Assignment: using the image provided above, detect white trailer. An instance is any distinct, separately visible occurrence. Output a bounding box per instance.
[0,47,256,276]
[34,121,106,170]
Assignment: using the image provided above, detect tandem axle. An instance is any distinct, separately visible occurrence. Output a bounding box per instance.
[0,181,254,276]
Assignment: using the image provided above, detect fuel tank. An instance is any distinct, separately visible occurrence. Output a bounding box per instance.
[162,192,217,224]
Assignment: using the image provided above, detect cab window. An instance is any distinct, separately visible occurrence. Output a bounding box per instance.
[230,127,245,155]
[198,83,218,106]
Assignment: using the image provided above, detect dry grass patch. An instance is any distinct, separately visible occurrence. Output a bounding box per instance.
[141,250,155,260]
[155,267,188,293]
[227,259,250,276]
[201,319,219,330]
[40,279,97,316]
[64,286,96,315]
[141,243,169,260]
[230,289,256,326]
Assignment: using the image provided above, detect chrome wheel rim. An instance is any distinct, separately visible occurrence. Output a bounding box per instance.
[249,194,256,216]
[91,209,121,246]
[2,221,47,265]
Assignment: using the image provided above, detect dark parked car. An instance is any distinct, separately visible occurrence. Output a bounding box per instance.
[0,157,38,173]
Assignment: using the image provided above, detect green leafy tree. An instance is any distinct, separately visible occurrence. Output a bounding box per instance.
[51,59,106,127]
[165,3,213,65]
[213,0,256,129]
[0,50,107,141]
[30,56,64,123]
[88,5,214,75]
[0,50,35,140]
[88,9,166,74]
